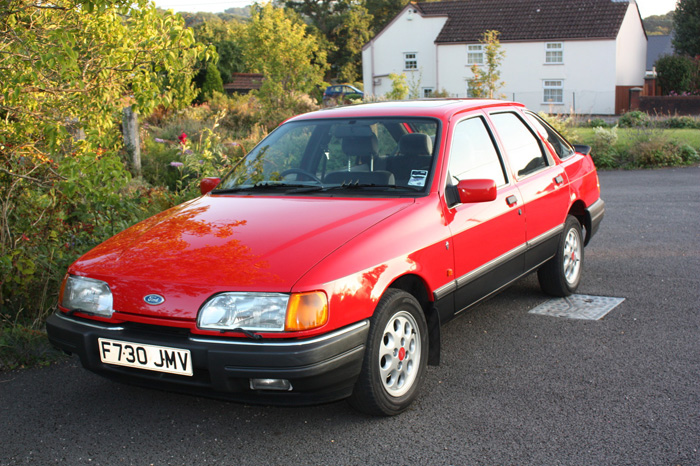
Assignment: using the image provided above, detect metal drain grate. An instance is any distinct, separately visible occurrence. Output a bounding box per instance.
[528,294,625,320]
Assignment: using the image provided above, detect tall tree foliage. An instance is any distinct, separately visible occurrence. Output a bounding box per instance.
[0,0,210,317]
[284,0,372,82]
[469,30,506,99]
[241,3,328,101]
[366,0,407,34]
[192,18,247,82]
[673,0,700,57]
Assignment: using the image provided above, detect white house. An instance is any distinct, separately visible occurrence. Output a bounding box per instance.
[362,0,648,115]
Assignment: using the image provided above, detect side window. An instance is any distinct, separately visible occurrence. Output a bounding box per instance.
[490,112,548,178]
[449,117,507,186]
[524,112,575,160]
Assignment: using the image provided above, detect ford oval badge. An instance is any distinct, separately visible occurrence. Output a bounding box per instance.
[144,294,165,305]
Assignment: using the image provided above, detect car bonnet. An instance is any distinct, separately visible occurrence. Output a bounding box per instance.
[69,194,412,320]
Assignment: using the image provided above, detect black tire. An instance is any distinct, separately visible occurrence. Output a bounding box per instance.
[348,289,428,416]
[538,215,584,297]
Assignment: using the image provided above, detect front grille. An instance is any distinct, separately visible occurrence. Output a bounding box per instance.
[123,321,192,339]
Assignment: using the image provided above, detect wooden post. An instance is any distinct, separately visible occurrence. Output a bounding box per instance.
[122,106,141,177]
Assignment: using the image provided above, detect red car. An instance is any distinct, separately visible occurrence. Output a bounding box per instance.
[47,100,604,416]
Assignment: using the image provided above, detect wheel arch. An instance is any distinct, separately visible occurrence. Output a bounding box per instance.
[568,199,591,245]
[386,274,441,366]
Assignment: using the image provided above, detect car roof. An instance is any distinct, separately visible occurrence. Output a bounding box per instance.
[289,99,524,121]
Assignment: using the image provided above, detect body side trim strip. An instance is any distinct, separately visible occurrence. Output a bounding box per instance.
[456,243,527,289]
[526,224,564,249]
[454,256,556,316]
[433,223,565,301]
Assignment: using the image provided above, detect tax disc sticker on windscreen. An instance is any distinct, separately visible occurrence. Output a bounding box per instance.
[408,170,428,187]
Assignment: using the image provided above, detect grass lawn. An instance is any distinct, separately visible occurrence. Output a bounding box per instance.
[572,128,700,151]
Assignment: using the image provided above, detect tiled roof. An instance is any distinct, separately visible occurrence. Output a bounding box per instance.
[223,73,264,91]
[414,0,632,43]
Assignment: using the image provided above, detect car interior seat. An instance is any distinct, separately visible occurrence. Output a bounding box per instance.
[341,134,380,172]
[386,133,433,185]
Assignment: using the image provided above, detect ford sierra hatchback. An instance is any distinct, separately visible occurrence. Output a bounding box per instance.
[47,100,604,416]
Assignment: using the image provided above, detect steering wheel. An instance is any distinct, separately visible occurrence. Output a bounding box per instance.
[280,168,323,184]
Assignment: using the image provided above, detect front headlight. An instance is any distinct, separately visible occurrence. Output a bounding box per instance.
[197,291,328,332]
[61,275,113,317]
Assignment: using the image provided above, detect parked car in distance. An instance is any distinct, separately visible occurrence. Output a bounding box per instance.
[47,100,604,416]
[323,84,364,103]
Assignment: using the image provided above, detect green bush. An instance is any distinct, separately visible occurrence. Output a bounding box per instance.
[664,116,700,129]
[655,54,697,95]
[677,143,700,163]
[618,111,651,128]
[584,118,609,128]
[590,126,619,168]
[627,131,685,168]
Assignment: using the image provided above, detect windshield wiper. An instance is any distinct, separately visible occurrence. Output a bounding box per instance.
[212,182,314,194]
[288,183,422,194]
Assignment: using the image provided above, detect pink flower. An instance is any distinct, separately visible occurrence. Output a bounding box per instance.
[178,132,187,145]
[170,162,184,167]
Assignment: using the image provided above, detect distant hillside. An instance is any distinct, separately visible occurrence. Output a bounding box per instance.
[643,11,674,35]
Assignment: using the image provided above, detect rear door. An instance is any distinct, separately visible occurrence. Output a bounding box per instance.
[487,111,570,272]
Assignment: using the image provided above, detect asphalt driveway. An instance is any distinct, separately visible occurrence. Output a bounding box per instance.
[1,166,698,466]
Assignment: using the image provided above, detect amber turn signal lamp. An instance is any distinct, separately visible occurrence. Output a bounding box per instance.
[285,291,328,331]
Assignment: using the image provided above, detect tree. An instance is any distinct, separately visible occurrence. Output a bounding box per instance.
[284,0,372,82]
[469,30,506,99]
[241,3,328,101]
[197,62,225,102]
[655,54,699,94]
[366,0,407,34]
[386,73,409,100]
[673,0,700,56]
[192,19,247,82]
[0,0,211,318]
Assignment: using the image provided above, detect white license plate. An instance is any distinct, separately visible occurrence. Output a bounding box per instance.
[98,338,193,376]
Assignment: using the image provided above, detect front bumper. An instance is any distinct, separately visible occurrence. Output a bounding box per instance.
[46,312,369,406]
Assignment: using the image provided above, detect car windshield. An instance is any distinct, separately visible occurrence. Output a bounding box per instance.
[214,117,440,196]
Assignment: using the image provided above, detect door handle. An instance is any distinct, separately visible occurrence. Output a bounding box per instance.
[506,195,518,206]
[554,175,564,185]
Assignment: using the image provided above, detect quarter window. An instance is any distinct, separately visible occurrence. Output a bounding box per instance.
[490,112,548,178]
[449,117,506,186]
[543,80,564,104]
[545,42,563,64]
[524,112,575,160]
[467,45,483,65]
[404,52,417,70]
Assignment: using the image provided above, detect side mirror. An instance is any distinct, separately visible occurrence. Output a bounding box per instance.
[200,177,221,195]
[456,179,497,204]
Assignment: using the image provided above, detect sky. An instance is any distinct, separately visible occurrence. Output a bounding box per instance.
[152,0,678,19]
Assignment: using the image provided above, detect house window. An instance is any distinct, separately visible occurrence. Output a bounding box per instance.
[404,52,417,70]
[422,88,434,98]
[467,45,483,65]
[545,42,563,64]
[543,80,564,104]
